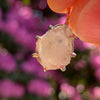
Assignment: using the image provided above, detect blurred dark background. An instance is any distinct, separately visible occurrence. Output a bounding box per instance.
[0,0,100,100]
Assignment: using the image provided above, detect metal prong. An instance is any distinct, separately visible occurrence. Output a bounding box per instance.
[43,67,47,72]
[35,35,41,39]
[60,66,66,72]
[32,53,38,58]
[48,25,54,30]
[71,52,77,58]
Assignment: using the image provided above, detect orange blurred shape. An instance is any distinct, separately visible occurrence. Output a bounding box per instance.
[47,0,100,46]
[47,0,78,13]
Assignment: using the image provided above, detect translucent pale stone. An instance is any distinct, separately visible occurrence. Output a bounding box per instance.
[35,24,76,71]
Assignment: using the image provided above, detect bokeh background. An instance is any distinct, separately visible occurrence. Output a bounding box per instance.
[0,0,100,100]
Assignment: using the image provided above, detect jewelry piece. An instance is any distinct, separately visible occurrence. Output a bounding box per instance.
[33,9,76,72]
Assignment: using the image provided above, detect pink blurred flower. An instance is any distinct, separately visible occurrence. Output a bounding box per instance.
[2,20,35,50]
[58,16,66,24]
[18,7,33,20]
[0,5,41,51]
[60,83,75,98]
[21,58,47,78]
[72,93,82,100]
[13,29,35,50]
[0,79,25,98]
[93,87,100,99]
[90,87,100,99]
[0,48,16,72]
[60,82,82,100]
[90,55,100,69]
[27,79,53,97]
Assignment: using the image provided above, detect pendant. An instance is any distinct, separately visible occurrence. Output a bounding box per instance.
[33,24,76,72]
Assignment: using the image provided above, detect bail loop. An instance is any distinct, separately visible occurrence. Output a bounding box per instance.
[65,8,71,26]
